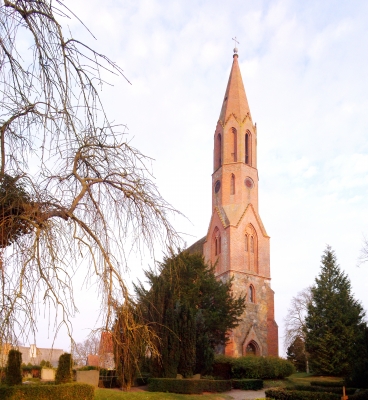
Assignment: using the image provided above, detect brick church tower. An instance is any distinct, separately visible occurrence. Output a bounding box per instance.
[192,49,278,357]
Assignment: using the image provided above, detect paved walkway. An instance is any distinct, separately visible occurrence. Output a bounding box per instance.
[221,389,266,399]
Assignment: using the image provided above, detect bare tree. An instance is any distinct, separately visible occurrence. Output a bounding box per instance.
[358,236,368,266]
[284,287,312,372]
[72,334,100,366]
[0,0,180,346]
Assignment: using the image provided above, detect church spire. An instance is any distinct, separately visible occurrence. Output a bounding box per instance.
[219,51,251,125]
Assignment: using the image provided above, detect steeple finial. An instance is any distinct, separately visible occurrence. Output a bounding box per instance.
[232,36,239,56]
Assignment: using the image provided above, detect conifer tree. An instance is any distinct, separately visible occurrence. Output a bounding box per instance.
[5,349,22,385]
[286,336,307,372]
[55,353,72,384]
[305,246,365,376]
[135,250,245,377]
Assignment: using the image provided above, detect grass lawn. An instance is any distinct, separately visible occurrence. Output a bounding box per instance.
[94,388,232,400]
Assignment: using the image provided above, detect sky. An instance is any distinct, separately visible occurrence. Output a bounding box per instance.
[30,0,368,355]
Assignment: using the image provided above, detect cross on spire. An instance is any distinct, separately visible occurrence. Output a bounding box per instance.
[232,36,239,54]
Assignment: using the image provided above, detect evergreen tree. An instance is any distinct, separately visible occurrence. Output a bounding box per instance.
[305,246,365,376]
[55,353,72,384]
[5,349,22,385]
[135,250,245,377]
[286,336,307,372]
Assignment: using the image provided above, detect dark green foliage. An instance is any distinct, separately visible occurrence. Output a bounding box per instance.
[77,365,98,371]
[232,356,295,379]
[310,381,345,387]
[212,355,232,379]
[55,353,72,384]
[177,304,196,377]
[147,378,232,394]
[350,390,368,400]
[135,250,246,377]
[287,336,307,372]
[232,379,263,390]
[305,246,366,376]
[294,385,356,395]
[347,325,368,388]
[265,388,340,400]
[5,349,22,385]
[39,360,52,368]
[213,355,295,379]
[0,383,94,400]
[0,174,33,248]
[266,388,368,400]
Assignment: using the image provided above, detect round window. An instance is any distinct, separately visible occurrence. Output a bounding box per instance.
[244,177,254,189]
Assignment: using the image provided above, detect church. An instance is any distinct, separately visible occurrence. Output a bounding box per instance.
[188,48,278,357]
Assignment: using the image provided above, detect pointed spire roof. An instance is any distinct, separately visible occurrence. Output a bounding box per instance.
[219,53,251,124]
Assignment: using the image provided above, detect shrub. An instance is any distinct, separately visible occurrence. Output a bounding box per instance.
[212,355,233,379]
[294,385,356,395]
[78,366,98,371]
[40,360,52,369]
[148,378,232,394]
[5,349,22,385]
[265,388,340,400]
[310,381,345,387]
[0,382,94,400]
[232,379,263,390]
[231,356,295,379]
[55,353,72,384]
[350,389,368,400]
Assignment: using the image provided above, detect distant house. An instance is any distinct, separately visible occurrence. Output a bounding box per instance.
[0,344,64,367]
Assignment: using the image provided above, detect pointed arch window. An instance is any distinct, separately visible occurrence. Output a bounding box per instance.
[214,133,222,170]
[245,130,251,165]
[230,174,235,195]
[231,127,237,162]
[249,285,255,303]
[246,340,259,355]
[213,227,221,256]
[244,224,258,273]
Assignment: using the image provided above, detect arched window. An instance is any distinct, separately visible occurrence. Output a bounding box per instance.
[244,224,258,273]
[213,227,221,256]
[214,133,222,170]
[246,340,259,355]
[249,285,255,303]
[230,174,235,195]
[245,131,251,165]
[231,127,237,162]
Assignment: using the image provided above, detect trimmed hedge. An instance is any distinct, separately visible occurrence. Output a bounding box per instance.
[0,383,94,400]
[310,381,345,387]
[266,388,368,400]
[351,390,368,400]
[213,355,295,380]
[265,388,339,400]
[148,378,232,394]
[293,385,356,395]
[232,379,263,390]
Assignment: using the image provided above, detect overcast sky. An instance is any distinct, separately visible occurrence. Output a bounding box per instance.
[33,0,368,356]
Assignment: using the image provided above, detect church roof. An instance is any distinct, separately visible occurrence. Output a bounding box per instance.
[186,236,206,255]
[219,53,251,125]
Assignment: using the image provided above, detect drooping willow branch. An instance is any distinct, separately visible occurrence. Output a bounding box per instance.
[0,0,181,346]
